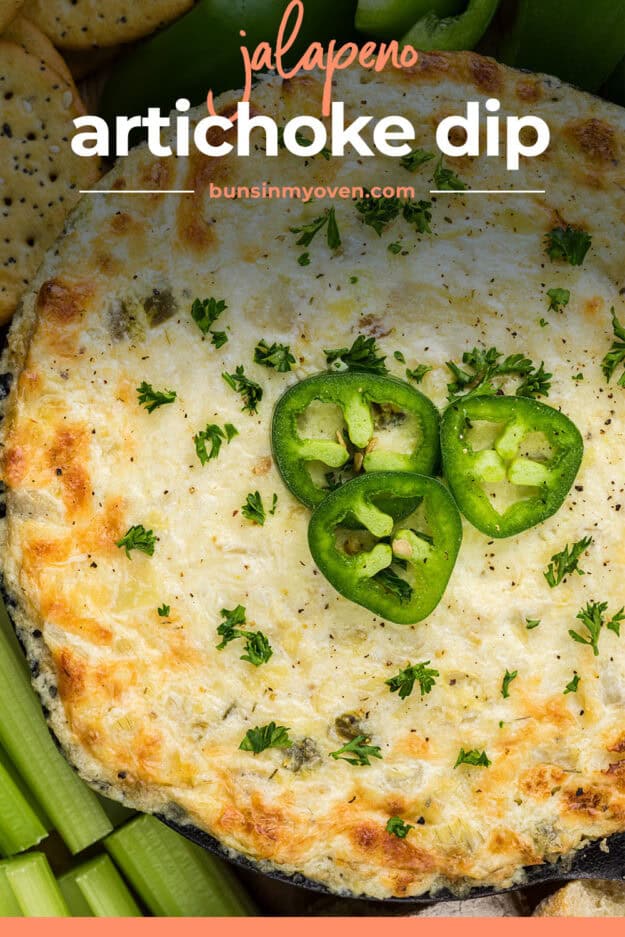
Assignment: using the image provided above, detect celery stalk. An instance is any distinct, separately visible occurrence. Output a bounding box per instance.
[0,600,112,853]
[0,864,21,917]
[0,746,51,832]
[105,816,256,917]
[59,855,141,917]
[0,755,47,856]
[0,598,29,685]
[2,853,69,917]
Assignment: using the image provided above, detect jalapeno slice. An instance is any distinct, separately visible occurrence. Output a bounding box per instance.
[308,472,462,625]
[272,372,440,509]
[441,396,583,538]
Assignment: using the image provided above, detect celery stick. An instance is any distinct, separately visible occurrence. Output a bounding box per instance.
[0,604,112,853]
[0,745,51,832]
[59,855,141,917]
[0,755,47,856]
[0,864,21,917]
[105,816,256,917]
[2,853,69,917]
[0,598,29,685]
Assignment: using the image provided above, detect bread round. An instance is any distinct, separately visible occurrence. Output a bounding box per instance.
[2,54,625,900]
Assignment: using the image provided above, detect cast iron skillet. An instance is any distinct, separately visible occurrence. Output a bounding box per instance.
[160,815,625,903]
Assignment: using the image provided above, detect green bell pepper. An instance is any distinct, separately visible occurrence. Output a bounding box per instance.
[497,0,625,94]
[272,372,440,509]
[441,396,583,539]
[356,0,463,40]
[308,472,462,624]
[101,0,357,124]
[401,0,501,51]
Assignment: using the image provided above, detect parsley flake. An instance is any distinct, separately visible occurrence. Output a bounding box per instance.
[386,661,439,700]
[241,491,276,526]
[355,189,402,236]
[601,308,625,388]
[454,749,491,768]
[394,351,406,363]
[116,525,156,559]
[386,817,413,838]
[547,288,570,313]
[157,604,170,618]
[239,722,291,755]
[564,674,580,695]
[330,735,383,767]
[545,226,592,266]
[191,297,228,346]
[325,335,388,375]
[544,536,593,588]
[254,339,296,373]
[290,207,341,251]
[446,347,551,403]
[501,669,518,699]
[402,199,432,234]
[298,252,311,267]
[400,148,435,172]
[222,366,263,414]
[136,382,177,414]
[194,422,237,465]
[406,364,432,384]
[569,601,625,656]
[432,157,467,191]
[388,241,402,255]
[526,618,541,630]
[216,605,273,667]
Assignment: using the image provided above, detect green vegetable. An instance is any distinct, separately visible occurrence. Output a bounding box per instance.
[400,147,436,172]
[386,661,439,699]
[432,157,468,191]
[272,372,440,509]
[526,618,541,630]
[191,297,228,345]
[446,346,551,403]
[1,854,69,917]
[59,856,141,917]
[330,735,382,766]
[386,816,414,838]
[157,604,170,618]
[454,749,491,768]
[356,190,402,236]
[101,0,357,123]
[223,366,263,414]
[241,491,275,525]
[0,863,20,916]
[544,536,593,588]
[602,309,625,387]
[547,288,570,313]
[569,601,625,657]
[254,340,296,373]
[356,0,462,39]
[106,815,255,916]
[545,226,592,266]
[325,335,388,375]
[501,669,518,699]
[0,749,47,857]
[116,524,156,558]
[308,472,462,624]
[564,674,580,695]
[402,0,501,52]
[406,364,432,384]
[291,207,341,251]
[239,723,291,754]
[441,395,583,538]
[194,423,237,465]
[216,606,273,666]
[497,0,625,93]
[403,199,433,234]
[0,603,112,854]
[136,382,177,414]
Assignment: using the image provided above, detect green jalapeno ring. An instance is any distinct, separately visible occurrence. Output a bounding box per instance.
[308,471,463,625]
[441,395,583,539]
[272,372,441,510]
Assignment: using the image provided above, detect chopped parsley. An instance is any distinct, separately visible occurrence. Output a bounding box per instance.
[394,350,406,363]
[291,207,341,251]
[501,669,518,699]
[601,308,625,388]
[216,605,273,667]
[526,618,541,630]
[116,525,156,559]
[239,722,291,755]
[432,157,467,191]
[547,288,570,313]
[241,491,276,525]
[222,366,263,414]
[386,817,413,838]
[388,241,402,255]
[375,567,413,604]
[157,604,170,618]
[191,297,228,347]
[136,382,177,414]
[325,334,388,375]
[454,749,491,768]
[564,674,580,695]
[254,339,296,373]
[446,347,551,403]
[355,190,402,236]
[569,601,625,656]
[406,364,432,384]
[298,252,310,267]
[400,148,435,172]
[277,126,331,160]
[544,536,593,588]
[545,225,592,266]
[403,199,432,234]
[194,422,237,465]
[386,661,439,700]
[330,735,382,766]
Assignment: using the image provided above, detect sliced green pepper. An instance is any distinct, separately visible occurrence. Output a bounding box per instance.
[356,0,463,40]
[401,0,501,51]
[441,396,583,539]
[272,372,440,509]
[308,472,462,624]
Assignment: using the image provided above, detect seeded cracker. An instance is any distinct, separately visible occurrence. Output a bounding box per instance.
[3,14,73,84]
[21,0,194,50]
[0,41,99,323]
[0,0,24,32]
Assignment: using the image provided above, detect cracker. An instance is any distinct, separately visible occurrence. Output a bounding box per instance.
[0,41,99,324]
[0,0,24,32]
[21,0,194,50]
[3,14,73,84]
